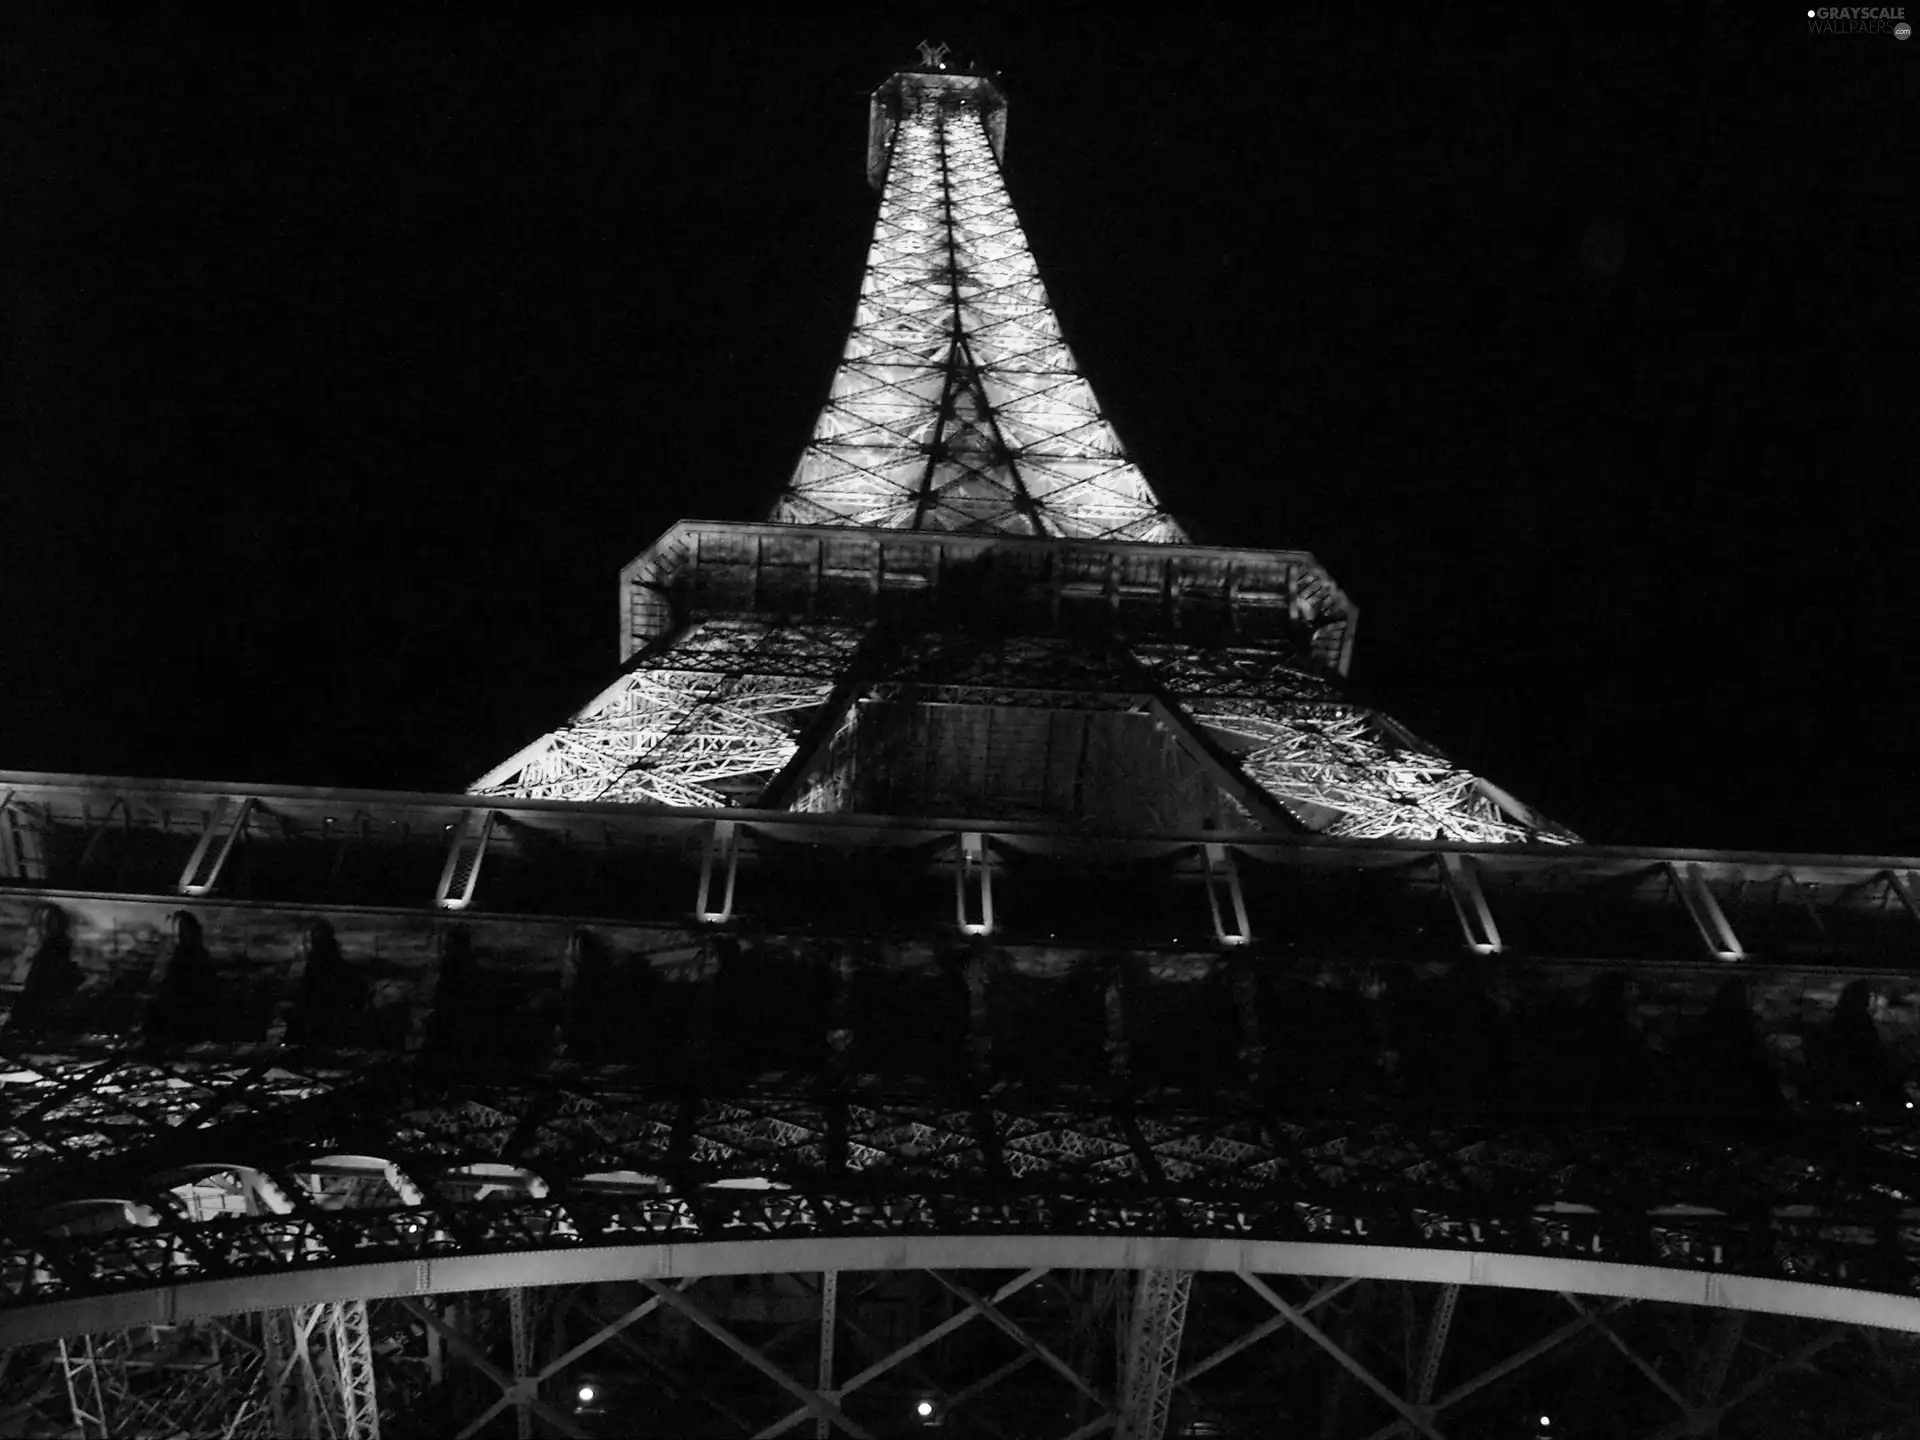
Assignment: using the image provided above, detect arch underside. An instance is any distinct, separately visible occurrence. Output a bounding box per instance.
[10,1065,1920,1345]
[12,1080,1920,1434]
[11,1232,1920,1347]
[8,1245,1920,1439]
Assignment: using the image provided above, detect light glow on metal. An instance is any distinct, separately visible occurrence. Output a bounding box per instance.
[472,622,863,806]
[469,69,1576,850]
[774,70,1183,542]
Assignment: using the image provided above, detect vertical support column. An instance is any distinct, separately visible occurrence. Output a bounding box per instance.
[956,831,994,934]
[697,819,740,923]
[329,1299,382,1440]
[510,1286,534,1440]
[58,1335,111,1439]
[265,1305,330,1439]
[0,794,47,881]
[1687,1309,1745,1433]
[814,1270,839,1440]
[1666,862,1744,961]
[436,810,497,911]
[1438,853,1502,954]
[1115,1269,1192,1440]
[1203,843,1252,946]
[1414,1283,1459,1410]
[265,1303,378,1439]
[178,796,256,896]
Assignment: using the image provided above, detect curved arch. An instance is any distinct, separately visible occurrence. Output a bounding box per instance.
[4,1232,1918,1350]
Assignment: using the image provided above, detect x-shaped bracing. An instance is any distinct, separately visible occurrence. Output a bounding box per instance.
[758,1268,1051,1437]
[1565,1294,1852,1440]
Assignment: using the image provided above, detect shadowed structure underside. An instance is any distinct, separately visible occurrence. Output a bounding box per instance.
[5,773,1920,1434]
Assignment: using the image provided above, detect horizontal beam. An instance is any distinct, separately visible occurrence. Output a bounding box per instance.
[3,769,1917,878]
[6,1236,1920,1349]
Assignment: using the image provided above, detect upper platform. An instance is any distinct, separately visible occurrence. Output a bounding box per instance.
[618,520,1358,673]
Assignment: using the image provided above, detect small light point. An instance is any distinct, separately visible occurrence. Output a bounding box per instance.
[578,1384,595,1403]
[916,1399,935,1417]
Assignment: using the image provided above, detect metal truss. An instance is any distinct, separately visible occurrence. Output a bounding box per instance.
[0,1051,353,1186]
[26,1304,376,1440]
[470,617,1573,841]
[10,1063,1920,1322]
[265,1300,381,1439]
[54,1324,268,1438]
[472,621,864,806]
[26,1272,1912,1438]
[1182,700,1569,844]
[1116,1268,1192,1440]
[773,67,1183,543]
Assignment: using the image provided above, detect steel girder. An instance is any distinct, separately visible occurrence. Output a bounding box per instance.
[773,69,1182,543]
[18,1272,1917,1439]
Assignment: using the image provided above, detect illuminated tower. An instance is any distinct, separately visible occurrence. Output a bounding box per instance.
[4,43,1920,1440]
[472,48,1570,852]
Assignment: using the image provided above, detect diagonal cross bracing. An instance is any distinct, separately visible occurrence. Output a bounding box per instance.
[774,69,1183,543]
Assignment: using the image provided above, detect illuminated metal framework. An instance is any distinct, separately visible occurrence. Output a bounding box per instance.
[472,59,1573,846]
[474,521,1569,843]
[773,67,1181,542]
[12,46,1920,1440]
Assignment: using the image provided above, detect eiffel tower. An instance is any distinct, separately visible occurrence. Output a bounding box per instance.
[4,43,1920,1440]
[467,50,1565,849]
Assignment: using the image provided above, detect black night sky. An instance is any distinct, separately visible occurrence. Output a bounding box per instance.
[6,14,1915,855]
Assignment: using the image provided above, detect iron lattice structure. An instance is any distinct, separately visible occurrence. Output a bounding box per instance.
[772,68,1181,542]
[474,59,1573,846]
[7,47,1920,1440]
[6,777,1920,1434]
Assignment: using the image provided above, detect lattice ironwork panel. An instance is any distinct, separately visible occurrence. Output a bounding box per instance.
[8,1071,1920,1310]
[472,621,865,806]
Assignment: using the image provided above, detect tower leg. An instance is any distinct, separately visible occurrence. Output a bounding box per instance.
[510,1286,533,1440]
[815,1270,839,1440]
[266,1302,381,1439]
[1115,1268,1192,1440]
[329,1300,382,1440]
[58,1334,110,1439]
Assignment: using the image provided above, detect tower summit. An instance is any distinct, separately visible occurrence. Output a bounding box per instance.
[473,52,1571,843]
[773,46,1181,541]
